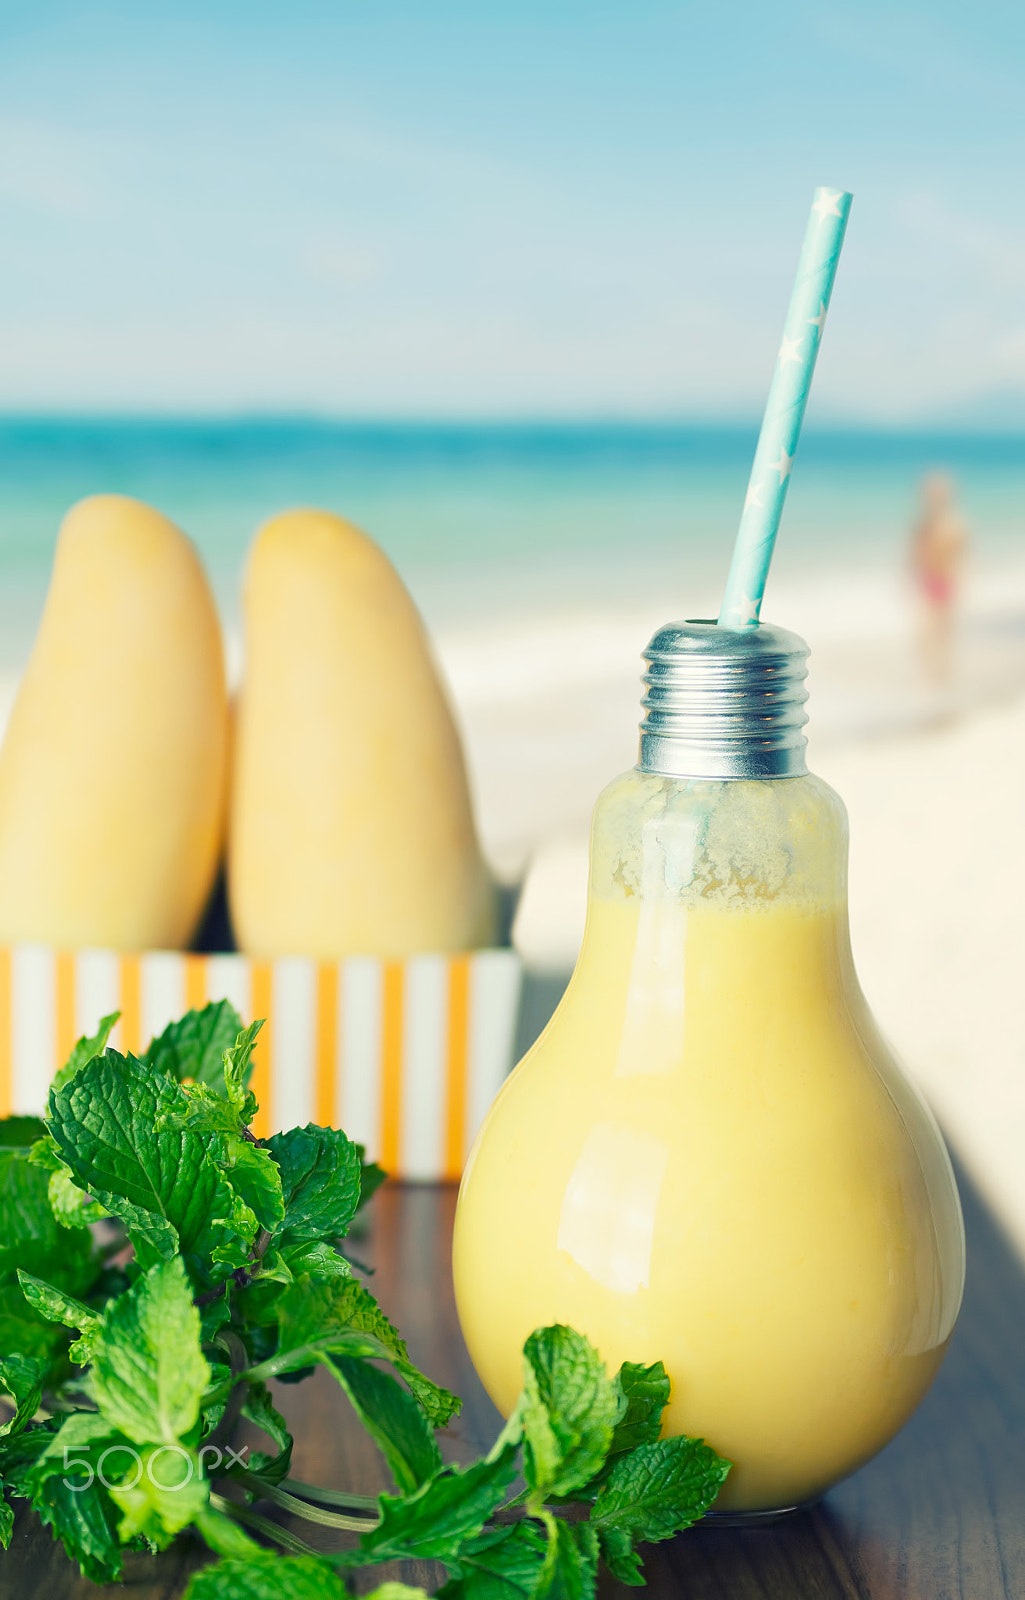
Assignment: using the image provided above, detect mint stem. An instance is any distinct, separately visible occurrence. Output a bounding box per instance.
[229,1465,377,1532]
[243,1351,309,1386]
[280,1476,380,1512]
[208,1492,320,1557]
[205,1328,252,1450]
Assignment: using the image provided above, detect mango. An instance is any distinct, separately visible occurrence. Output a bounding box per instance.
[0,495,228,949]
[229,509,494,958]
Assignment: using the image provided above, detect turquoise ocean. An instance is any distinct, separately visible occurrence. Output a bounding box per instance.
[0,420,1022,666]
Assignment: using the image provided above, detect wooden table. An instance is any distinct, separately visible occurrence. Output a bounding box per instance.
[3,1165,1025,1600]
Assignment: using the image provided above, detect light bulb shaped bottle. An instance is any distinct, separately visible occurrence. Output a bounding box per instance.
[453,620,964,1516]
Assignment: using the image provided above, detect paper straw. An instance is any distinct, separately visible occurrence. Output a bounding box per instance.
[718,186,852,628]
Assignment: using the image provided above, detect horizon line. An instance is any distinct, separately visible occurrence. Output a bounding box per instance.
[0,410,1023,440]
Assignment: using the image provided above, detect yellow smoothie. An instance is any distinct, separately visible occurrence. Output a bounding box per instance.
[453,772,964,1512]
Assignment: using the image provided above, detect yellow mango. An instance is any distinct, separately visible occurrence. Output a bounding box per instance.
[0,495,228,949]
[229,508,494,958]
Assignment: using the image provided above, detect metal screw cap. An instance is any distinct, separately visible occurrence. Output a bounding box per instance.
[638,619,809,780]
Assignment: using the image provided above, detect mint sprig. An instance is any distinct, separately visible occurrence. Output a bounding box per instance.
[0,1003,729,1594]
[519,1325,620,1503]
[47,1049,257,1276]
[143,999,253,1090]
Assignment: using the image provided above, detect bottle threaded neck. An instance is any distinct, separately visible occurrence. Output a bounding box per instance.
[638,619,809,780]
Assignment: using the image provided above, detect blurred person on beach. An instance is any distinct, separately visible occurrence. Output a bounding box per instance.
[910,472,968,688]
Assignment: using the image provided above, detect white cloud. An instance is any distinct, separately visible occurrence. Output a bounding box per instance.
[0,117,114,219]
[303,241,381,285]
[895,191,1025,293]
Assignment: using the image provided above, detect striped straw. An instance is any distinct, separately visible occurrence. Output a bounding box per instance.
[718,186,852,628]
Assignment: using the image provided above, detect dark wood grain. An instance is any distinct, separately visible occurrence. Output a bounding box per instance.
[3,1167,1023,1600]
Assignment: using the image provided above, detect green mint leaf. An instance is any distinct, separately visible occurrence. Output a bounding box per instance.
[273,1276,459,1425]
[51,1011,120,1094]
[0,1355,43,1436]
[332,1281,460,1427]
[247,1249,294,1290]
[0,1283,69,1369]
[536,1519,598,1600]
[252,1239,353,1290]
[143,999,247,1090]
[273,1273,379,1351]
[0,1153,97,1378]
[22,1412,124,1583]
[218,1138,284,1232]
[48,1162,108,1227]
[91,1256,210,1446]
[592,1434,731,1542]
[326,1354,442,1494]
[595,1525,644,1586]
[208,1189,262,1275]
[520,1326,618,1503]
[0,1149,96,1289]
[0,1115,46,1148]
[109,1443,209,1549]
[201,1385,230,1438]
[354,1143,387,1211]
[0,1418,55,1494]
[608,1361,671,1457]
[565,1359,671,1503]
[222,1019,264,1116]
[279,1240,351,1281]
[165,1084,242,1138]
[47,1050,256,1275]
[0,1492,13,1548]
[29,1478,123,1583]
[28,1134,108,1227]
[364,1587,431,1600]
[162,1020,264,1139]
[267,1123,362,1245]
[155,1024,282,1232]
[16,1273,100,1364]
[240,1380,293,1483]
[184,1551,347,1599]
[199,1292,232,1347]
[438,1521,548,1600]
[193,1503,263,1557]
[337,1440,518,1568]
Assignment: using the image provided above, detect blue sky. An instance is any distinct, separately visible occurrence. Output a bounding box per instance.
[1,0,1024,421]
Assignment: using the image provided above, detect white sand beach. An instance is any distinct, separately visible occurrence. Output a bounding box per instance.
[440,557,1025,1258]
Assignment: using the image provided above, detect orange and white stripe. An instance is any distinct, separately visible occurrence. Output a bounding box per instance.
[0,945,521,1180]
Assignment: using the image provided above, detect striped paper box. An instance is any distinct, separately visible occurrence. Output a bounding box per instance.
[0,945,522,1181]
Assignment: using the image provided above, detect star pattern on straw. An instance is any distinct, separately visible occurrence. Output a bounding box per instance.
[812,189,843,222]
[717,185,850,631]
[769,446,793,482]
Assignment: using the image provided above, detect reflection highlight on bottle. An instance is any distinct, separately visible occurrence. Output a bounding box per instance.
[615,813,698,1077]
[557,1122,668,1294]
